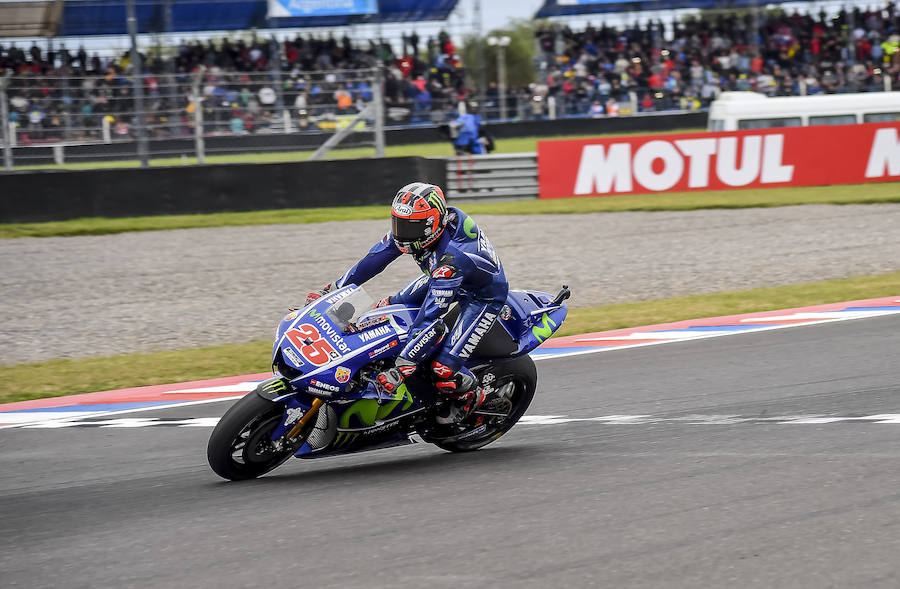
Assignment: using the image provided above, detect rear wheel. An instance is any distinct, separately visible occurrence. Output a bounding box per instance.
[431,355,537,453]
[207,393,297,481]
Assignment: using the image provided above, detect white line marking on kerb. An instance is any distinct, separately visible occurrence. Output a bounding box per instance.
[9,414,900,430]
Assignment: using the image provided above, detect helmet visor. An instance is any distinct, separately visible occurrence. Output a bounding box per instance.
[391,215,427,245]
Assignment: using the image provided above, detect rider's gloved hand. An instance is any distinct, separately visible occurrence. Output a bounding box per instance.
[305,282,334,306]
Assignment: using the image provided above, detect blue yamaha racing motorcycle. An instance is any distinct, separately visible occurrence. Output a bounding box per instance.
[207,283,570,481]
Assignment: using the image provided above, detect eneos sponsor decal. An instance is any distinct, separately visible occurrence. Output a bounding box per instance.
[538,123,900,198]
[309,379,340,393]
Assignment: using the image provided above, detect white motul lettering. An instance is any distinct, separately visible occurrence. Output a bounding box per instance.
[674,138,717,188]
[716,136,761,186]
[574,144,632,194]
[632,140,684,191]
[865,128,900,178]
[760,134,794,183]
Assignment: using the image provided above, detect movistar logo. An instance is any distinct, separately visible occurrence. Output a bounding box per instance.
[309,309,350,353]
[532,313,557,344]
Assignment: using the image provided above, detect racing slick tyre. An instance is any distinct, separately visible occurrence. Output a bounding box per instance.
[432,354,537,453]
[207,392,295,481]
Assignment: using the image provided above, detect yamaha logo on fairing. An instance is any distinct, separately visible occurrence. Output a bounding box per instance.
[359,325,392,342]
[324,290,351,305]
[458,312,497,359]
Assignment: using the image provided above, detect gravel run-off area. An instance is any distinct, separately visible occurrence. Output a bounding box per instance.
[1,204,899,365]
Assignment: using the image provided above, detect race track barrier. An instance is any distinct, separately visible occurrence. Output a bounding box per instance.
[446,153,538,201]
[537,122,900,198]
[0,156,446,223]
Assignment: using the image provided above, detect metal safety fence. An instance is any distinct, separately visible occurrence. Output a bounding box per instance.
[0,67,385,169]
[445,152,538,201]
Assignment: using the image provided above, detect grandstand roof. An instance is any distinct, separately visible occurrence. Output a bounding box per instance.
[0,0,64,37]
[58,0,458,36]
[535,0,788,18]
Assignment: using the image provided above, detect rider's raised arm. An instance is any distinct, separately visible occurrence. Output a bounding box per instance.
[335,233,403,289]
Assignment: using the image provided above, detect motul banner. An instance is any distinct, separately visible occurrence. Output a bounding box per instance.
[537,123,900,198]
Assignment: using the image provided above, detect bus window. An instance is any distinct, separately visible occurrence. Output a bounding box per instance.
[864,112,900,123]
[808,114,857,126]
[709,119,725,131]
[737,117,802,130]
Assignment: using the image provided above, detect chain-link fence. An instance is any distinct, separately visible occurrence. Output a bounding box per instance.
[0,66,385,168]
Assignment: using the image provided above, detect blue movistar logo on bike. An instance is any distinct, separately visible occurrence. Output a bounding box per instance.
[309,309,351,353]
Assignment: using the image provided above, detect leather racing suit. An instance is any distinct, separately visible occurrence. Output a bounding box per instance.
[334,207,508,394]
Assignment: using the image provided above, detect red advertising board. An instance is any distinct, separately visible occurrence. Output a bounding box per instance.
[537,123,900,199]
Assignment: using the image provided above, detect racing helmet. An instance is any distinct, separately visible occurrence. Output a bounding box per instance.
[390,182,448,254]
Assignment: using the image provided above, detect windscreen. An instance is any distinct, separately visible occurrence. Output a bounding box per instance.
[325,287,374,332]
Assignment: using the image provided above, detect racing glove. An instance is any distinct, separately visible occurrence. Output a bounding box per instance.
[305,282,334,306]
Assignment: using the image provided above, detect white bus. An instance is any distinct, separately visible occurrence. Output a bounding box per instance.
[707,92,900,131]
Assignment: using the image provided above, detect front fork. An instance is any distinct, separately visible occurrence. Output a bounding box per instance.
[286,397,324,438]
[255,377,323,443]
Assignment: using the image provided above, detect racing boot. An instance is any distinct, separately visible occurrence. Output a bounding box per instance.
[432,361,485,425]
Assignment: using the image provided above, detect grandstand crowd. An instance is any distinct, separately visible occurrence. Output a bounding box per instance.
[533,5,900,116]
[0,4,898,143]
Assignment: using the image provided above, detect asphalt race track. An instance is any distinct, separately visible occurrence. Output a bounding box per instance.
[2,315,899,588]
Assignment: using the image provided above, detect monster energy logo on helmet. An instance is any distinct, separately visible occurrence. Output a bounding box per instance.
[427,190,446,215]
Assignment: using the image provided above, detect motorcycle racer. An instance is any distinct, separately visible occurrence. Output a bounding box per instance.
[306,182,508,425]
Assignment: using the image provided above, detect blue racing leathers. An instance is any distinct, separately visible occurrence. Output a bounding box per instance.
[335,207,508,387]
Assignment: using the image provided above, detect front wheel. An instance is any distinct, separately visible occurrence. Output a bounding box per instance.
[207,393,295,481]
[431,355,537,453]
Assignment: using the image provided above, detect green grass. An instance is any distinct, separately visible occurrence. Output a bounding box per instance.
[4,181,900,239]
[2,270,898,404]
[13,129,703,171]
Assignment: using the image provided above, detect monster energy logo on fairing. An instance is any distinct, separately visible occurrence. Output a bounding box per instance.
[338,384,414,429]
[330,385,415,449]
[532,313,557,344]
[260,377,287,395]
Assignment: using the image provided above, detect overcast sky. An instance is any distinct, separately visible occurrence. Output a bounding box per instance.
[454,0,547,33]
